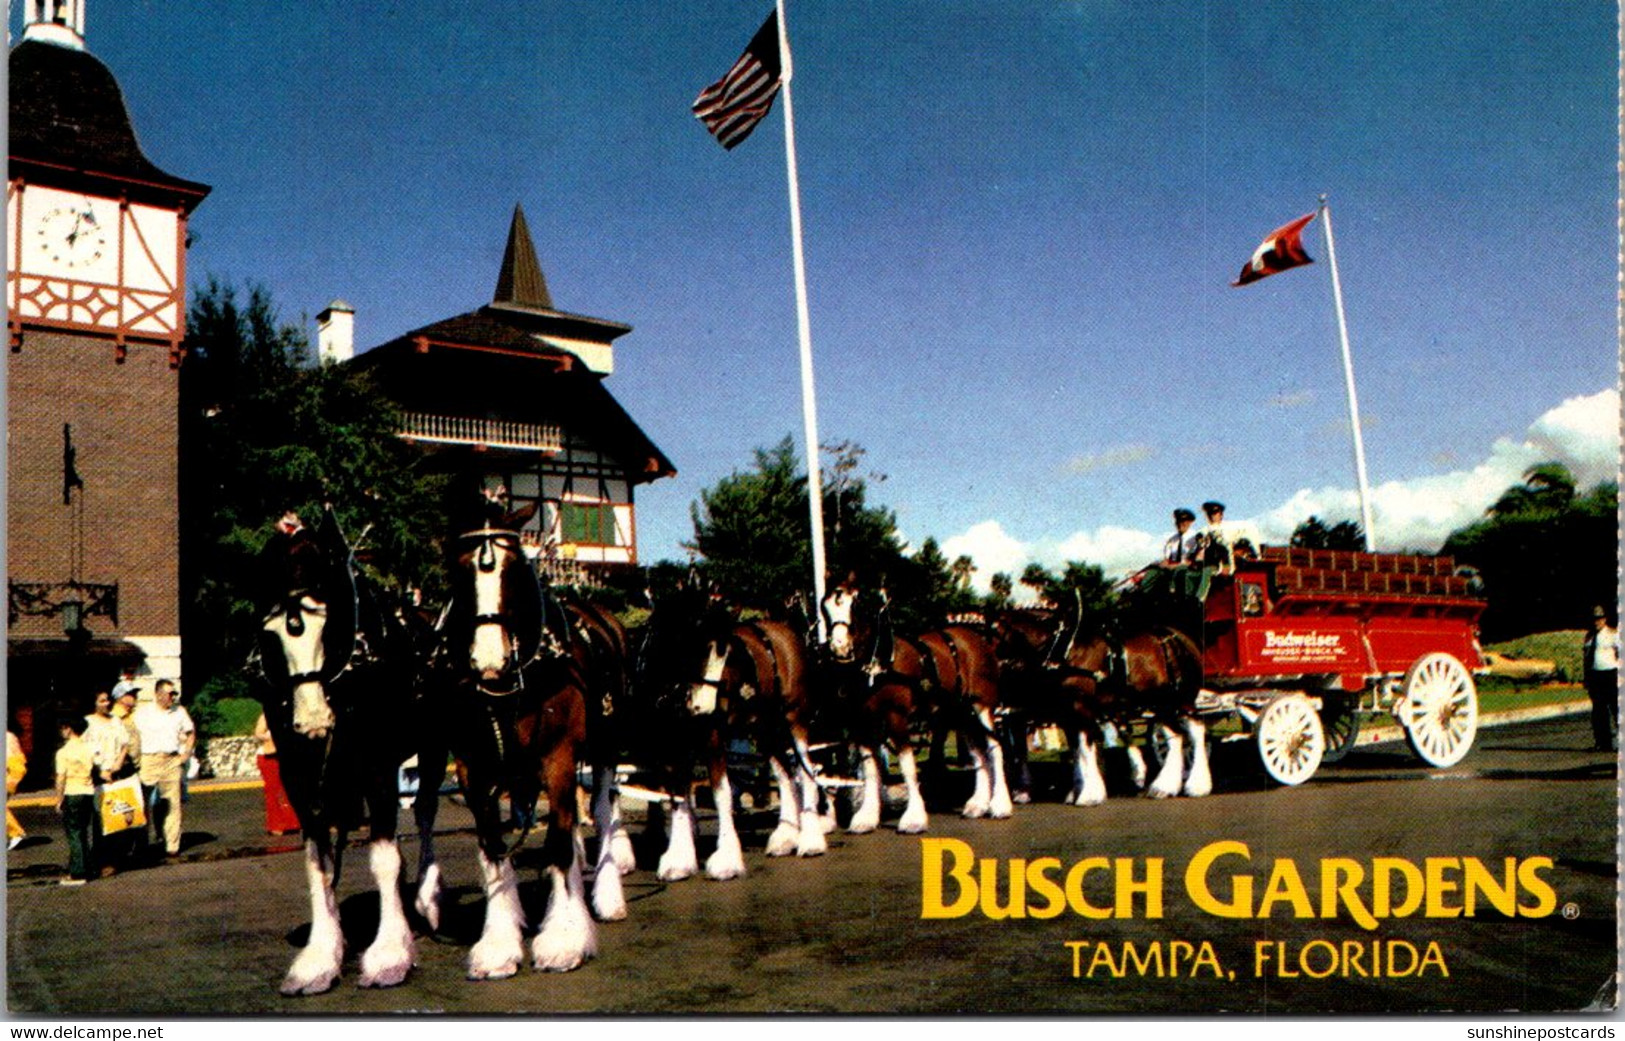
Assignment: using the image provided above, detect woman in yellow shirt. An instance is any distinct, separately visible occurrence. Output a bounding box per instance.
[7,729,27,850]
[53,716,96,885]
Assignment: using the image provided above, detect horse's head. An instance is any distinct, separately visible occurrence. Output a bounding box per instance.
[822,576,884,666]
[449,501,542,689]
[260,521,355,740]
[642,578,736,715]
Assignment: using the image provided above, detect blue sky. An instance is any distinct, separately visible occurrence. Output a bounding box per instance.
[30,2,1617,581]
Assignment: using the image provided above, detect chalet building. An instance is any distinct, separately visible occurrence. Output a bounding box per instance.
[347,205,674,584]
[6,1,210,756]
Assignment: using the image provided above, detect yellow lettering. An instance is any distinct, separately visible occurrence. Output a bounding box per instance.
[1087,942,1124,978]
[1066,940,1089,978]
[1186,840,1253,917]
[1341,939,1371,977]
[1123,941,1163,977]
[1299,939,1338,978]
[1373,857,1424,918]
[1461,857,1517,917]
[1116,857,1163,918]
[1064,857,1113,920]
[1424,857,1462,917]
[1320,858,1377,931]
[1253,940,1277,976]
[979,857,1026,920]
[1257,859,1315,919]
[920,838,977,919]
[1191,941,1223,978]
[1386,940,1419,976]
[1419,940,1449,976]
[1026,858,1066,920]
[1517,857,1557,917]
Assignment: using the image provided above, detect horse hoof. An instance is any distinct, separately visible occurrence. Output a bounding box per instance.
[280,970,339,997]
[765,826,798,857]
[1013,791,1032,805]
[358,962,412,989]
[467,958,521,981]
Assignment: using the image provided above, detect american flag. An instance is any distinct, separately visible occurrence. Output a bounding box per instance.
[1233,212,1316,286]
[692,11,783,151]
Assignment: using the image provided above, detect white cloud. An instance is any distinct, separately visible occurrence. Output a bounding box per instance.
[941,388,1619,588]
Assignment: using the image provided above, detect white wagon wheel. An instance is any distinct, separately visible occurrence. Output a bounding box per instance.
[1255,693,1325,786]
[1397,652,1478,768]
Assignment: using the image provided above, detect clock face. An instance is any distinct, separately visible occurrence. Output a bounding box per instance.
[37,203,109,270]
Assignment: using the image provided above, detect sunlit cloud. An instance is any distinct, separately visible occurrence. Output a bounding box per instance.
[943,388,1620,589]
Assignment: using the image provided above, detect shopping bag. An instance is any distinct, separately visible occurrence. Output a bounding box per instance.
[99,776,146,834]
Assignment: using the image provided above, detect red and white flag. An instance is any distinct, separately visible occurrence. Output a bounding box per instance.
[1232,212,1316,286]
[692,11,783,151]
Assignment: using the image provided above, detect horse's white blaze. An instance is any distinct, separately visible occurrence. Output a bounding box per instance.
[468,852,525,980]
[896,746,929,833]
[687,641,728,714]
[1148,724,1185,799]
[531,836,597,972]
[981,708,1014,819]
[1182,718,1213,798]
[414,861,442,932]
[1074,732,1107,806]
[359,838,415,988]
[822,589,856,661]
[848,747,882,834]
[281,839,344,996]
[765,756,800,857]
[657,798,698,881]
[265,599,335,737]
[469,553,512,678]
[706,774,746,880]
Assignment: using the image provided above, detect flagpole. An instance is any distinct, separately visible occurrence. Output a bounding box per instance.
[775,0,829,637]
[1318,195,1377,550]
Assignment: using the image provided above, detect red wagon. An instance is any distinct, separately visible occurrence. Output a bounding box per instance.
[1181,546,1487,786]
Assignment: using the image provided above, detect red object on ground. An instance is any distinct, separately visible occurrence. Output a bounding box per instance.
[256,754,300,835]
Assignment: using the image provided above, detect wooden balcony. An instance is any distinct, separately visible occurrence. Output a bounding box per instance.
[398,412,563,453]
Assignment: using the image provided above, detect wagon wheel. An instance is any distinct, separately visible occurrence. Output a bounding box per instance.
[1397,652,1478,768]
[1318,697,1361,764]
[1255,693,1325,786]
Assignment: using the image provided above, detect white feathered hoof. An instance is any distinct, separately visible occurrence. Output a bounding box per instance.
[467,935,524,981]
[765,823,798,857]
[591,862,628,922]
[960,796,990,819]
[1013,789,1032,805]
[897,803,929,835]
[988,791,1014,819]
[280,942,343,997]
[531,890,598,971]
[706,840,747,881]
[609,830,637,875]
[796,815,827,857]
[656,846,697,882]
[414,863,442,933]
[358,934,415,989]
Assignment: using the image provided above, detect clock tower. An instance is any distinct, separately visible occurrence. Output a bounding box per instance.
[7,0,210,718]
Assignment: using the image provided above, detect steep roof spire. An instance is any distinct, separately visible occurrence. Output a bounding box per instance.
[493,204,553,310]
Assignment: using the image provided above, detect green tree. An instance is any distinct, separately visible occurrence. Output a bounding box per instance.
[1442,463,1618,640]
[987,572,1014,611]
[179,280,446,704]
[1017,561,1115,628]
[1291,515,1367,550]
[687,437,957,628]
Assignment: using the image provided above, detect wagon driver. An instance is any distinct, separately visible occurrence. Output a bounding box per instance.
[1163,507,1199,566]
[1197,500,1233,574]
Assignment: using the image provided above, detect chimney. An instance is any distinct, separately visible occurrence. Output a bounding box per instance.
[316,299,355,365]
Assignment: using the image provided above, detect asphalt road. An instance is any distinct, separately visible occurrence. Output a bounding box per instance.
[6,711,1617,1016]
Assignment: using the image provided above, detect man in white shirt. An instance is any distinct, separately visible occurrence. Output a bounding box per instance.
[1583,606,1618,752]
[133,681,194,855]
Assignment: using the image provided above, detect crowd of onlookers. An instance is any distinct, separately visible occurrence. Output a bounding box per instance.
[7,670,196,885]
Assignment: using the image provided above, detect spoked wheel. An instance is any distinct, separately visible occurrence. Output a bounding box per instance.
[1318,698,1362,764]
[1255,693,1325,786]
[1397,652,1478,768]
